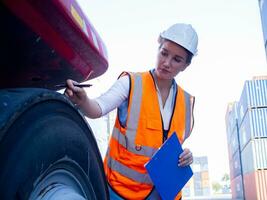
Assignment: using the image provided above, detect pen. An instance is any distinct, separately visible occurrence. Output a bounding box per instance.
[55,83,92,89]
[55,70,94,89]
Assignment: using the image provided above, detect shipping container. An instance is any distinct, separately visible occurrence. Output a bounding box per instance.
[241,138,267,174]
[225,102,239,141]
[229,150,242,179]
[228,126,239,159]
[243,169,267,200]
[200,171,209,180]
[193,156,209,171]
[230,175,244,200]
[192,171,211,188]
[201,180,210,188]
[189,156,211,197]
[194,172,201,181]
[194,188,203,196]
[237,79,267,125]
[194,179,202,190]
[239,107,267,150]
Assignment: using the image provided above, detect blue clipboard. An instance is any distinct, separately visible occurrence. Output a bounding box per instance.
[145,132,193,200]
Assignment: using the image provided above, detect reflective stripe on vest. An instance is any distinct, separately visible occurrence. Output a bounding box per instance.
[184,90,194,140]
[112,127,158,157]
[106,154,152,185]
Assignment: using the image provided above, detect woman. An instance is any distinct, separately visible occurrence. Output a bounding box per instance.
[65,23,198,200]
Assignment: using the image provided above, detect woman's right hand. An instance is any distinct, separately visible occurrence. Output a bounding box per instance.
[64,79,102,118]
[64,79,87,106]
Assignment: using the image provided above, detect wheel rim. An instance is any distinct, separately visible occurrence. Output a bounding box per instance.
[29,169,87,200]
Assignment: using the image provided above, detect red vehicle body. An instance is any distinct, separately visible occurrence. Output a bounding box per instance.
[0,1,109,199]
[0,0,108,88]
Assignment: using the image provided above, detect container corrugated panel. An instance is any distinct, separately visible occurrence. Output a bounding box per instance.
[194,189,203,196]
[193,156,208,171]
[201,180,209,188]
[229,150,242,180]
[230,175,244,200]
[193,172,201,181]
[225,102,239,141]
[243,169,267,200]
[228,126,239,159]
[237,79,267,125]
[193,156,208,165]
[241,138,267,174]
[193,179,201,189]
[239,107,267,150]
[200,171,209,180]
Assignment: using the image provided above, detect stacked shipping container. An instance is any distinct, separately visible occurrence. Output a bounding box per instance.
[225,79,267,200]
[238,79,267,200]
[225,102,244,200]
[182,156,211,198]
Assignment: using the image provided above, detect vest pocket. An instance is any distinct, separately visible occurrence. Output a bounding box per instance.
[135,119,162,148]
[146,118,162,130]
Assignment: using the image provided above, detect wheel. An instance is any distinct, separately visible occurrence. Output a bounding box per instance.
[0,88,109,200]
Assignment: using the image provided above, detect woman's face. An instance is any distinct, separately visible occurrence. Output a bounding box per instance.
[155,40,189,80]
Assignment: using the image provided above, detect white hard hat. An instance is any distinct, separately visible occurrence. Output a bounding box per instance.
[160,23,198,55]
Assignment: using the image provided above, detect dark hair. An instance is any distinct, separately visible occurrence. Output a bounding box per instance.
[158,37,193,64]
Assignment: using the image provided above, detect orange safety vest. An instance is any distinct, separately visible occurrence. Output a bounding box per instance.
[104,71,195,200]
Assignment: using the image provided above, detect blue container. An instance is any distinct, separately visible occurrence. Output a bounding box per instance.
[241,138,267,174]
[225,102,239,141]
[229,150,242,180]
[193,156,208,171]
[239,107,267,150]
[237,79,267,126]
[193,172,201,181]
[228,126,239,159]
[194,180,201,190]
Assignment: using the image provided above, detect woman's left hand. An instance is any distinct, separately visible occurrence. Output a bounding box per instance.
[178,148,193,167]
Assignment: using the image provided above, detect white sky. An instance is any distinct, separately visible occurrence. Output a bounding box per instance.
[77,0,267,182]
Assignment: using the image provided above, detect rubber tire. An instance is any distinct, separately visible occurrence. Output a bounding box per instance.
[0,88,109,200]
